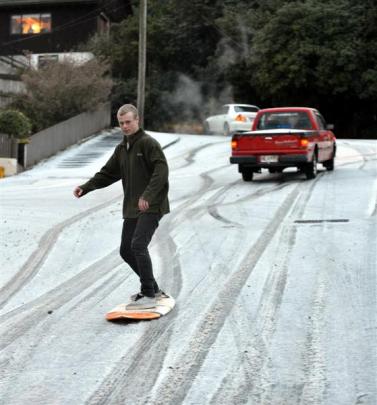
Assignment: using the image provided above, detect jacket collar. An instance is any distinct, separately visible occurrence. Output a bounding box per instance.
[122,128,144,148]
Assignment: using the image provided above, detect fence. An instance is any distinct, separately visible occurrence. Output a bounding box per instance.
[0,133,13,158]
[0,73,26,108]
[25,103,110,168]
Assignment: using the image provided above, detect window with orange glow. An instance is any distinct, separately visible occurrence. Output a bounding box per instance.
[11,14,51,35]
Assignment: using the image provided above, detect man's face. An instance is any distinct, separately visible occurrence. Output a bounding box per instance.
[118,112,139,136]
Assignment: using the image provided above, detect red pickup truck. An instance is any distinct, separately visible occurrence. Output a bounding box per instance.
[230,107,336,181]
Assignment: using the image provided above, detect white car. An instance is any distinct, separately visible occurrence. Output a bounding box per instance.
[204,104,260,136]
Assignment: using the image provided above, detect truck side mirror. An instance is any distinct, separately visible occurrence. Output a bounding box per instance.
[327,124,334,130]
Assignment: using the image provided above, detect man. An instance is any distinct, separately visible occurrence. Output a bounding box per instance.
[73,104,170,310]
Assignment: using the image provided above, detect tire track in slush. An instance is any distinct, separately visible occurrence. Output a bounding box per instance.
[0,250,123,351]
[0,265,126,390]
[85,232,182,405]
[0,195,123,310]
[206,182,293,227]
[176,161,294,230]
[168,140,227,170]
[300,275,328,405]
[211,177,321,405]
[0,226,179,368]
[146,184,303,405]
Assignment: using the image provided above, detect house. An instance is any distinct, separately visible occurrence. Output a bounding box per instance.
[0,0,132,69]
[0,0,131,107]
[0,0,131,171]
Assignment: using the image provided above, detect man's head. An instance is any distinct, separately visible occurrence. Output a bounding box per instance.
[117,104,140,136]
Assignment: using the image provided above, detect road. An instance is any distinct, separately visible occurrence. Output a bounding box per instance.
[0,131,376,405]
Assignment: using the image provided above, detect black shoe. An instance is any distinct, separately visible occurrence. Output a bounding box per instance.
[126,296,157,310]
[129,292,144,302]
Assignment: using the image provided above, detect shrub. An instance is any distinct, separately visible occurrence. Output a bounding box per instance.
[0,109,32,139]
[11,58,112,132]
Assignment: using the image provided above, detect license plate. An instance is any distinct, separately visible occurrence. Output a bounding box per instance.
[260,155,278,163]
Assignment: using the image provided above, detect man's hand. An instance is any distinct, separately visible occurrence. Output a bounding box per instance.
[138,197,149,212]
[73,186,84,198]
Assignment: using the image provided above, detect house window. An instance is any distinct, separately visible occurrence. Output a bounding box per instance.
[38,54,58,68]
[11,14,51,35]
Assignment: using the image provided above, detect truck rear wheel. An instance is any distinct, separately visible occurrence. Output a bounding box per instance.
[323,157,334,171]
[241,170,253,181]
[305,153,318,179]
[323,147,335,171]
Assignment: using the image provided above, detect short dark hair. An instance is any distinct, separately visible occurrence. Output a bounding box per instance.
[117,104,139,119]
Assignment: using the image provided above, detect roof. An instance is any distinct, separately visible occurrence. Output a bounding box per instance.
[0,0,96,6]
[224,104,260,108]
[258,107,317,112]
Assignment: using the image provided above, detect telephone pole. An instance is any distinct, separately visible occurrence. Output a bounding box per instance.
[137,0,147,127]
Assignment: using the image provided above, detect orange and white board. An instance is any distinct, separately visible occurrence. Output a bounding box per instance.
[106,294,175,321]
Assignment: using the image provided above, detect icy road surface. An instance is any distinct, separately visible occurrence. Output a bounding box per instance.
[0,130,376,405]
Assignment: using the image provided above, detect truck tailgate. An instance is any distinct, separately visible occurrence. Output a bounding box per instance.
[233,129,310,153]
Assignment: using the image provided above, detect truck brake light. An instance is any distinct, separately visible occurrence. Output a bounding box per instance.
[300,138,309,147]
[231,139,238,150]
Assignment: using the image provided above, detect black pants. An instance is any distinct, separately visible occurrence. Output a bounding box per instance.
[119,213,160,297]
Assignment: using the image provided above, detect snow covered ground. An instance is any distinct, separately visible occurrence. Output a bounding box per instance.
[0,129,376,405]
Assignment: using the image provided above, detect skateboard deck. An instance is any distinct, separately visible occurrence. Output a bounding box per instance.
[106,293,175,321]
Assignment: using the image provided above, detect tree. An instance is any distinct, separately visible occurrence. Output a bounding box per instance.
[88,0,377,137]
[88,0,223,129]
[0,110,31,139]
[246,0,377,136]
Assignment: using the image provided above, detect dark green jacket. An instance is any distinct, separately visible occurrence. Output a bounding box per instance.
[80,129,170,218]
